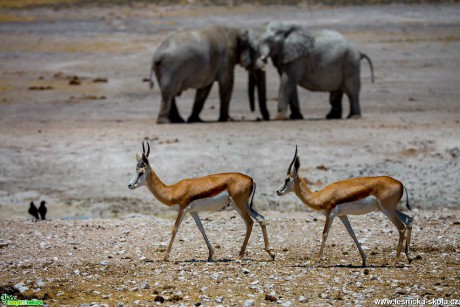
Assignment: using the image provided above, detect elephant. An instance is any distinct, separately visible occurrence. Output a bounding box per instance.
[256,22,374,120]
[149,25,269,124]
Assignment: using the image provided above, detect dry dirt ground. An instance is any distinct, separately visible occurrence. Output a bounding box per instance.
[0,2,459,306]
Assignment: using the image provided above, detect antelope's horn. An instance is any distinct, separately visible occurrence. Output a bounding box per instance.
[287,145,298,174]
[146,141,150,157]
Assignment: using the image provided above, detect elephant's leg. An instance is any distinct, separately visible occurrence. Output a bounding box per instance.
[169,97,185,123]
[346,92,362,119]
[188,83,213,123]
[217,73,234,122]
[157,92,173,124]
[289,86,303,120]
[345,72,362,119]
[326,90,343,119]
[276,72,297,120]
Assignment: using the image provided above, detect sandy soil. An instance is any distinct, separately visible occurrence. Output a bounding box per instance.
[0,2,459,306]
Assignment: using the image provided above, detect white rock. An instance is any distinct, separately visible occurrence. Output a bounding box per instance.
[139,281,149,290]
[243,300,254,307]
[74,269,81,276]
[298,295,308,303]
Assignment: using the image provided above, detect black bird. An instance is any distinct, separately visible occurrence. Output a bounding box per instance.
[38,200,47,220]
[28,201,39,220]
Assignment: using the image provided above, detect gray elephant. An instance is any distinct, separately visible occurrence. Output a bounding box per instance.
[256,22,374,120]
[150,25,269,124]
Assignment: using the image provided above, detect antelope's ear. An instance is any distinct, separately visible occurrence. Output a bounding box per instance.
[136,153,141,162]
[294,156,300,174]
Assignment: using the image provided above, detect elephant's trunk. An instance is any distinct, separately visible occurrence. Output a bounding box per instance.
[247,69,269,120]
[248,72,256,112]
[255,69,269,120]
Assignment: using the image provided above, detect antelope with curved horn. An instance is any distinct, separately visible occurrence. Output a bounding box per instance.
[128,141,275,261]
[277,146,413,267]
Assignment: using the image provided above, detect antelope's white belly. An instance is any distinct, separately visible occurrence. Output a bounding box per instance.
[188,191,231,212]
[334,196,379,216]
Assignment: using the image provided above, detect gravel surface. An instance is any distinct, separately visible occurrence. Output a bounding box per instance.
[1,210,459,306]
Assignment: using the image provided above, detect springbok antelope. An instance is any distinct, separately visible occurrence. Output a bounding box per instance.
[128,141,275,261]
[277,146,413,267]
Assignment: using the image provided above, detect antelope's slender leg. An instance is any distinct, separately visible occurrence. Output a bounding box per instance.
[339,215,367,267]
[397,211,414,263]
[231,198,254,259]
[380,207,406,266]
[315,212,335,265]
[190,212,214,262]
[247,208,275,260]
[163,208,187,261]
[239,215,254,259]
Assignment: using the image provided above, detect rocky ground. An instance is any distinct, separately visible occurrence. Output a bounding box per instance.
[0,1,459,306]
[1,209,459,306]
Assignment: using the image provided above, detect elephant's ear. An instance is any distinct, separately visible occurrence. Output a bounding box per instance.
[238,28,253,69]
[282,27,314,63]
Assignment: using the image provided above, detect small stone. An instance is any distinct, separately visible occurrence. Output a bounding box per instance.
[39,242,48,249]
[154,295,165,303]
[363,268,370,275]
[139,281,149,290]
[265,294,277,302]
[130,287,138,292]
[74,269,80,275]
[13,282,29,293]
[201,286,208,293]
[243,300,254,307]
[36,279,45,287]
[117,303,125,307]
[298,295,308,303]
[215,297,223,303]
[242,268,250,274]
[100,261,110,266]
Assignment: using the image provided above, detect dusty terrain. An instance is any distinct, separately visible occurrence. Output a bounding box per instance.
[0,2,459,306]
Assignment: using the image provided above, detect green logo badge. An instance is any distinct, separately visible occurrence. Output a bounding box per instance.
[1,293,44,306]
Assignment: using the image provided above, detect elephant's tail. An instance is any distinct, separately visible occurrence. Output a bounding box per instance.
[149,59,155,89]
[360,53,374,83]
[149,55,163,90]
